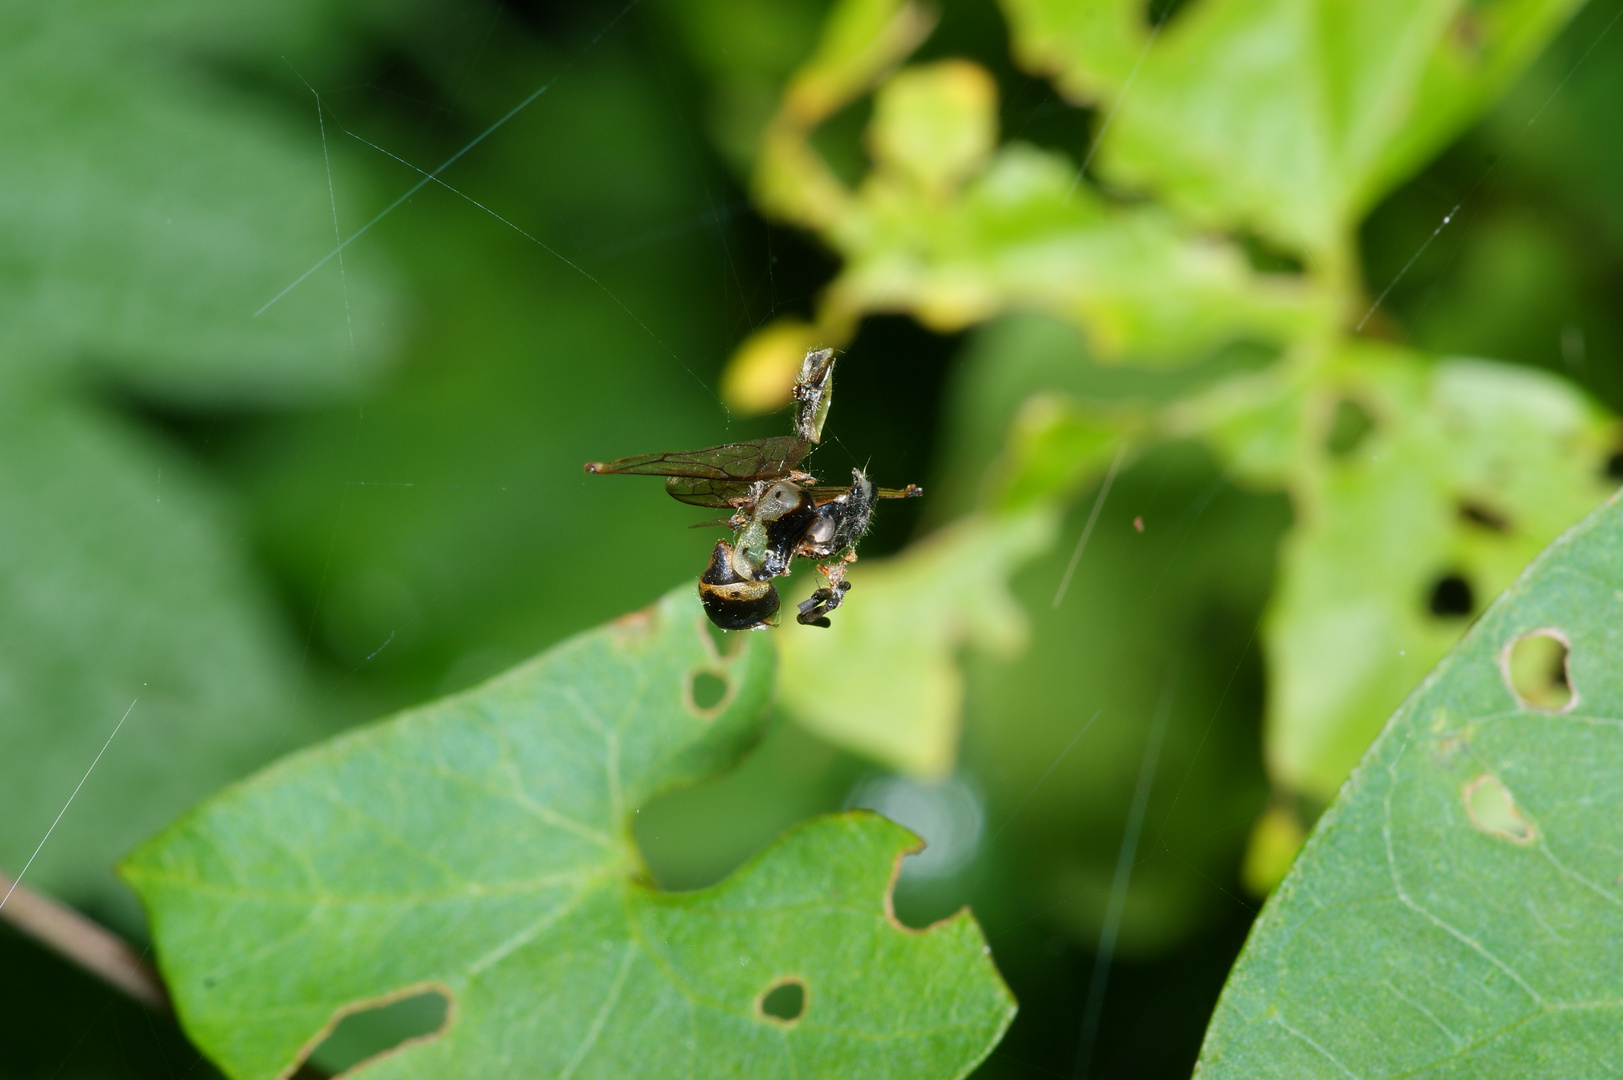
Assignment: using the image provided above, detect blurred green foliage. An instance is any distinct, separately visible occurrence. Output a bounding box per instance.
[0,0,404,929]
[7,0,1623,1075]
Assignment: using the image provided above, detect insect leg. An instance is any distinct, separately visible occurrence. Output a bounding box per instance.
[795,561,851,628]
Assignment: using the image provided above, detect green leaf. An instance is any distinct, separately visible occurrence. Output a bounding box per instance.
[987,394,1139,513]
[744,4,1319,364]
[929,314,1280,520]
[867,61,999,193]
[785,0,934,122]
[1196,487,1623,1076]
[123,587,1015,1080]
[777,511,1056,776]
[996,0,1146,102]
[1035,0,1590,257]
[753,0,935,230]
[1258,345,1613,802]
[1162,364,1309,489]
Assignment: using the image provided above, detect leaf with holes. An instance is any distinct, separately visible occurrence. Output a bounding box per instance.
[1195,486,1623,1076]
[1255,344,1614,804]
[122,586,1016,1080]
[829,138,1317,358]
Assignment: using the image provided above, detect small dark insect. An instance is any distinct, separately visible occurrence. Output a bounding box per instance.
[585,349,922,630]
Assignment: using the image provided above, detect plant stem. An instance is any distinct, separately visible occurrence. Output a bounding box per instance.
[0,868,169,1012]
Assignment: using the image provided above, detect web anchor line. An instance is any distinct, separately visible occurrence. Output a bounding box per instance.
[1053,441,1128,608]
[292,65,356,353]
[1064,15,1167,205]
[331,121,713,402]
[1358,0,1623,333]
[1073,673,1176,1080]
[1355,204,1458,333]
[254,0,642,318]
[1,699,138,913]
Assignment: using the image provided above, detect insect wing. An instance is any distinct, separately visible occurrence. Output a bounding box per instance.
[585,435,810,481]
[586,435,812,509]
[665,476,754,508]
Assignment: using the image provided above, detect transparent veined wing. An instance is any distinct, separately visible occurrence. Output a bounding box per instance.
[585,435,814,507]
[585,435,810,480]
[663,476,754,509]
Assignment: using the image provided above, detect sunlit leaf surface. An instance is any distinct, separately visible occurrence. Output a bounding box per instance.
[124,588,1015,1080]
[1197,491,1623,1076]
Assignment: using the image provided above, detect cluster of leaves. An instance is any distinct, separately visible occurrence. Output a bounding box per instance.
[707,0,1616,891]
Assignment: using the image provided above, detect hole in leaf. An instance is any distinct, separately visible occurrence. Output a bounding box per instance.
[1606,450,1623,482]
[303,987,450,1077]
[686,670,730,715]
[757,978,807,1025]
[1503,630,1574,712]
[1458,500,1510,533]
[1464,775,1536,844]
[1427,573,1475,618]
[1325,398,1375,457]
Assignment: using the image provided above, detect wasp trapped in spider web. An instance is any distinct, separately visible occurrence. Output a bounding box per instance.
[585,348,922,631]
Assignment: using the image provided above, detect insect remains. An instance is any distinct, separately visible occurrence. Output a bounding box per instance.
[585,349,922,630]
